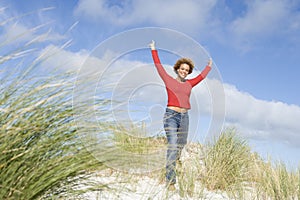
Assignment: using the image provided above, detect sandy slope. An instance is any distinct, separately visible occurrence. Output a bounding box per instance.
[76,143,238,200]
[81,175,232,200]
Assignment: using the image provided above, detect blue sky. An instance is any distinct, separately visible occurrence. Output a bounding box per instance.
[1,0,300,169]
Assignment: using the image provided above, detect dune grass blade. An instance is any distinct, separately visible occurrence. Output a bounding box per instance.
[297,167,300,199]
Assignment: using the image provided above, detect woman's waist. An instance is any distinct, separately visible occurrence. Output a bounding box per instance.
[167,106,188,113]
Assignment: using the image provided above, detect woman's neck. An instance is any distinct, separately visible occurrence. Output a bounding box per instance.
[176,76,185,82]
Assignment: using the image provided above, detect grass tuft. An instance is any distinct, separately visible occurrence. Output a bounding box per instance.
[0,69,107,199]
[201,128,252,195]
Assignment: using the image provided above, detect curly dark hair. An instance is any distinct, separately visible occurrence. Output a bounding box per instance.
[173,58,194,74]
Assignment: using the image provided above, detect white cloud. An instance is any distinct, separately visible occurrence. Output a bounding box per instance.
[74,0,217,32]
[37,43,128,74]
[38,45,89,71]
[73,0,107,20]
[224,83,300,146]
[230,0,289,37]
[226,0,300,50]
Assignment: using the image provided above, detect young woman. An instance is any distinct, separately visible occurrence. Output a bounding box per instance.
[149,40,212,189]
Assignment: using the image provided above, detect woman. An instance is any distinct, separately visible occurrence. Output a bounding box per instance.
[149,40,212,189]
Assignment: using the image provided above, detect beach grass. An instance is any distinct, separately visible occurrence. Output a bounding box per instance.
[0,17,116,198]
[0,66,110,199]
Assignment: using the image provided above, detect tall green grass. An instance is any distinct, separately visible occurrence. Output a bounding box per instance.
[0,15,113,199]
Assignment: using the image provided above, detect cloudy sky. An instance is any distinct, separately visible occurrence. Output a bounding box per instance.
[1,0,300,169]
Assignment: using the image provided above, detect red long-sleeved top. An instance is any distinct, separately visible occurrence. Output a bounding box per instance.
[152,50,211,109]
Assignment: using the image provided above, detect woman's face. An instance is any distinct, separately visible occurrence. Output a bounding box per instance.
[177,63,190,79]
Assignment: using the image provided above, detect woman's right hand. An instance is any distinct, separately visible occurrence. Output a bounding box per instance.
[149,40,156,50]
[208,58,213,67]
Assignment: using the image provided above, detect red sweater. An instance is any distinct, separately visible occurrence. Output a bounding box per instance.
[152,50,211,109]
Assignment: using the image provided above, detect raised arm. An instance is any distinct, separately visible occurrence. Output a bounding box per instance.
[149,40,171,81]
[188,58,212,87]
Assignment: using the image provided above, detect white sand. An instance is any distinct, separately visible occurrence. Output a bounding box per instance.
[79,171,233,200]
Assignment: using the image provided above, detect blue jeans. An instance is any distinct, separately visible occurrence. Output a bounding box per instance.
[164,108,189,184]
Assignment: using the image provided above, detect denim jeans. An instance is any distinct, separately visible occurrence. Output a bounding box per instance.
[163,108,189,184]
